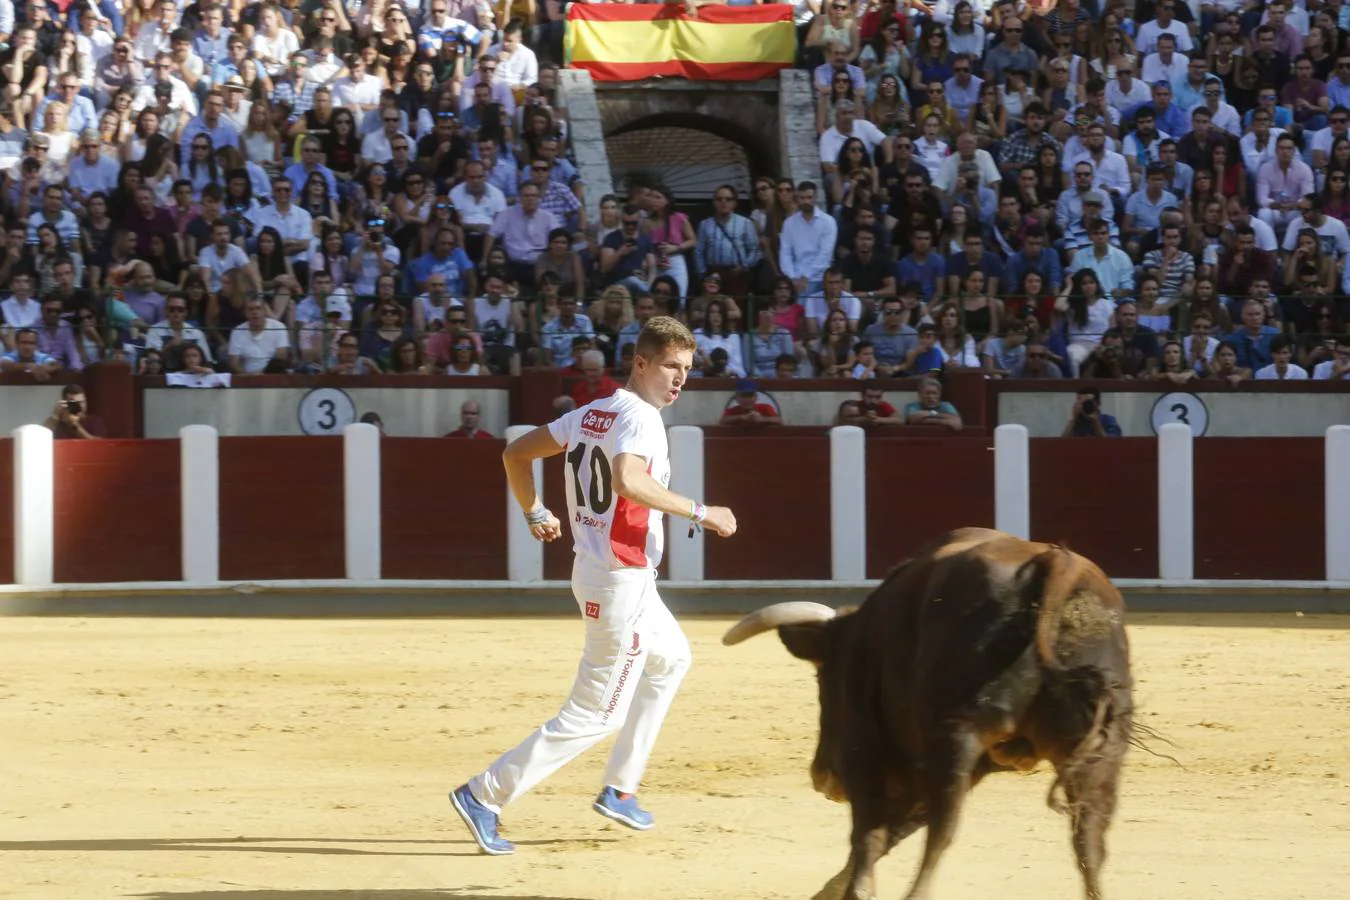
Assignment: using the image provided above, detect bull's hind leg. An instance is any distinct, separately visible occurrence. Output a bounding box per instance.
[901,729,983,900]
[1059,754,1123,900]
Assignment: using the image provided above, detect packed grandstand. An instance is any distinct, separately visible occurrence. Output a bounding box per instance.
[0,0,1347,395]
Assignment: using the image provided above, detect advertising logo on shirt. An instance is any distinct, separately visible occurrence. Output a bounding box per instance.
[580,409,618,437]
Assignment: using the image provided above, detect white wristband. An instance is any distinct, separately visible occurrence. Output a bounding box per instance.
[525,506,550,526]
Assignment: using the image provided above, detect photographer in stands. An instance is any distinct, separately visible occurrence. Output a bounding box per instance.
[43,384,104,440]
[1063,388,1121,438]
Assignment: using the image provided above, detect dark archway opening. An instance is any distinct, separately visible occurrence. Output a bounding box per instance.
[604,112,775,208]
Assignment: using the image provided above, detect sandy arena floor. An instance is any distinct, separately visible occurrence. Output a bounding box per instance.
[1,612,1348,900]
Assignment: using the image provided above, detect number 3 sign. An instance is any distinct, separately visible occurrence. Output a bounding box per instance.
[298,387,358,435]
[1150,391,1209,437]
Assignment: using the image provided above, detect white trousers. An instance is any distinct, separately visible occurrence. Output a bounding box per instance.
[468,561,692,813]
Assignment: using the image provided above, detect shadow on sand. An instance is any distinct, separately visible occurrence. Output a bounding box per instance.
[0,835,615,859]
[125,892,593,900]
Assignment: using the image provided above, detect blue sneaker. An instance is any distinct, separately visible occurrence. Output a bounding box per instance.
[450,784,514,855]
[592,786,654,831]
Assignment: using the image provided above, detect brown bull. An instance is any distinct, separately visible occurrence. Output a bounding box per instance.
[723,528,1134,900]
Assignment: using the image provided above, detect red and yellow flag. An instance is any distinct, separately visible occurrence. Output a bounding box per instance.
[565,4,797,82]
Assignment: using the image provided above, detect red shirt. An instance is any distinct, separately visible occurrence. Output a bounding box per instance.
[571,375,620,407]
[446,426,495,439]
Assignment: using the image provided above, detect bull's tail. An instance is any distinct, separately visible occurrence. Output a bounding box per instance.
[1029,545,1082,671]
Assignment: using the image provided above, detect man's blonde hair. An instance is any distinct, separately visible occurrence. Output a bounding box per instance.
[634,315,697,358]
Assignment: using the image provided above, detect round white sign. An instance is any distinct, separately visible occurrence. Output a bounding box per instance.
[1150,391,1209,436]
[298,387,357,435]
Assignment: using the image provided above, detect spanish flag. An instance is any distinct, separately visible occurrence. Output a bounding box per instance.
[565,4,797,82]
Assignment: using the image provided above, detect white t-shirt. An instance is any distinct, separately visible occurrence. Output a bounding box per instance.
[1254,363,1309,380]
[197,243,249,293]
[228,318,291,373]
[547,388,670,572]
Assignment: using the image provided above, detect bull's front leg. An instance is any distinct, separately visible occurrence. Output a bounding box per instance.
[813,811,923,900]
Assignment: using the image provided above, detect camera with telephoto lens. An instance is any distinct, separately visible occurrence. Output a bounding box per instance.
[64,400,83,414]
[1081,399,1097,416]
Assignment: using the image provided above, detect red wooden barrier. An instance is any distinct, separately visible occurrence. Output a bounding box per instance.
[218,436,345,581]
[704,435,831,579]
[381,438,509,579]
[1194,438,1324,579]
[1030,438,1159,578]
[0,439,12,584]
[864,437,996,578]
[52,439,181,582]
[0,434,1337,585]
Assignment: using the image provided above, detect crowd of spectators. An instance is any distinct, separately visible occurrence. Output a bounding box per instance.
[3,0,1350,391]
[784,0,1350,382]
[0,0,579,380]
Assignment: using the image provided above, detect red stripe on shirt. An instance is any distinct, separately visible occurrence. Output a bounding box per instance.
[610,460,651,568]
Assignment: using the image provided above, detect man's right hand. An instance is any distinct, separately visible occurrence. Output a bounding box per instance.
[702,505,737,538]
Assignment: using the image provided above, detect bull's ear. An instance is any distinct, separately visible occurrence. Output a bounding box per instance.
[778,622,830,664]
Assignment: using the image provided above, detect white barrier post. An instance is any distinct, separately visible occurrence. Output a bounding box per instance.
[830,426,867,581]
[13,424,54,587]
[667,426,705,582]
[1158,422,1194,581]
[506,424,544,582]
[994,424,1030,540]
[343,423,381,581]
[1327,426,1350,582]
[179,425,219,584]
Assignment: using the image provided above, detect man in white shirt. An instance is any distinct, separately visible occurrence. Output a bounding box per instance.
[228,296,291,375]
[458,53,517,117]
[145,293,215,365]
[491,19,538,88]
[331,52,382,113]
[1141,35,1188,87]
[450,160,506,259]
[1279,194,1350,260]
[1107,64,1151,116]
[245,177,314,269]
[1134,1,1194,55]
[304,37,344,86]
[197,220,250,294]
[778,181,837,297]
[935,130,1000,194]
[1312,335,1350,379]
[819,100,887,170]
[1064,123,1132,200]
[134,0,179,63]
[803,266,863,335]
[360,106,413,164]
[131,52,198,116]
[1309,107,1350,170]
[450,316,736,857]
[1254,336,1309,380]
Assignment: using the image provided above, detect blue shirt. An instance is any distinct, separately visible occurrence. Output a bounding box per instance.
[1072,412,1122,436]
[1124,189,1180,232]
[407,248,474,297]
[1224,326,1280,370]
[1004,249,1064,295]
[895,253,945,300]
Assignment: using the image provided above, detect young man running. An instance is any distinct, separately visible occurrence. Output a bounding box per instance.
[450,316,738,855]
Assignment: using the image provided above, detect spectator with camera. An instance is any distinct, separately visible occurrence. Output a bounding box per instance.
[42,384,104,439]
[837,384,903,428]
[1063,388,1121,437]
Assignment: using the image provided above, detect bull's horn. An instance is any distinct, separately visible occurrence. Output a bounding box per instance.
[722,602,838,646]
